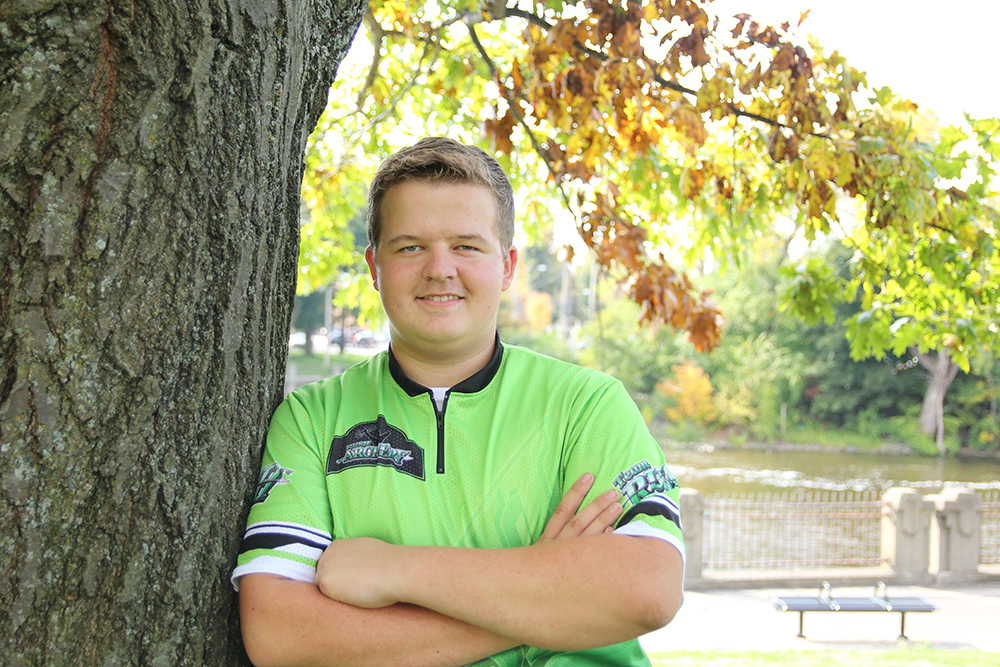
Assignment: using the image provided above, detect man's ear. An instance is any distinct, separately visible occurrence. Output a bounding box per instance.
[501,245,518,292]
[365,246,379,291]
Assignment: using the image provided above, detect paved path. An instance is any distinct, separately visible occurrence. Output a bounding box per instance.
[640,582,1000,653]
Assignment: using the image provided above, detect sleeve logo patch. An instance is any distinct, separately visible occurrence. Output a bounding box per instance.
[613,460,678,506]
[327,414,425,480]
[253,461,293,505]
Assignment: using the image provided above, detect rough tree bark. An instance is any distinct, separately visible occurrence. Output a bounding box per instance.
[915,348,961,454]
[0,1,366,664]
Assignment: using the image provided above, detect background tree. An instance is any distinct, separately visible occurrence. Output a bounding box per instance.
[296,207,380,355]
[947,356,999,451]
[291,290,330,354]
[658,362,717,426]
[0,0,367,664]
[792,300,929,441]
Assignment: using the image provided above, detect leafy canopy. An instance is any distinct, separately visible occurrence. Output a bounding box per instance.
[302,0,999,368]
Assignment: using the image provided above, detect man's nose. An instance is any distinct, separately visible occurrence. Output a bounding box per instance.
[423,247,457,280]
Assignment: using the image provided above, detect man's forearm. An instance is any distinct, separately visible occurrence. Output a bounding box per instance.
[240,575,519,667]
[400,534,681,650]
[320,534,683,652]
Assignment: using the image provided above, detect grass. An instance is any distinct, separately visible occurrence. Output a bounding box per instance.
[779,424,888,451]
[656,414,947,456]
[655,421,892,453]
[649,648,999,666]
[286,349,374,376]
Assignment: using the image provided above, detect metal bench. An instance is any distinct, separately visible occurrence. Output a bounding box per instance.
[772,582,938,639]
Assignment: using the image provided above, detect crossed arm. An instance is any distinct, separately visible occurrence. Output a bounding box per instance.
[239,474,683,667]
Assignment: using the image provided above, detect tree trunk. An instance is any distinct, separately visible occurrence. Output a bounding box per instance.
[0,1,365,665]
[915,348,961,454]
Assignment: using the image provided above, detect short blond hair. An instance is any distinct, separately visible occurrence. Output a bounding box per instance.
[367,137,515,250]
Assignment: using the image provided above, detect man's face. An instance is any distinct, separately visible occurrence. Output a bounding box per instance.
[365,180,517,363]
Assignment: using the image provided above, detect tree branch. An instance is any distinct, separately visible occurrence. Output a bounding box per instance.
[356,8,385,113]
[337,39,440,171]
[366,40,438,129]
[468,22,574,212]
[502,6,554,30]
[926,221,961,238]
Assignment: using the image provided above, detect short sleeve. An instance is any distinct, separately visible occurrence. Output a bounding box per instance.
[231,389,335,591]
[562,377,685,565]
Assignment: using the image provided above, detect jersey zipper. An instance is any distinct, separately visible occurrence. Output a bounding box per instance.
[433,392,449,474]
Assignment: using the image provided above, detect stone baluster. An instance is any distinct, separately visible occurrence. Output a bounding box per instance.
[679,488,705,582]
[881,487,934,580]
[929,487,982,580]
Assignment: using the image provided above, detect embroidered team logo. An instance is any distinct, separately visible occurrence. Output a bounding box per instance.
[327,414,425,480]
[613,460,678,506]
[253,461,293,505]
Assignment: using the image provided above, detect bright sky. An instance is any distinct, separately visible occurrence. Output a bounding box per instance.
[711,0,999,126]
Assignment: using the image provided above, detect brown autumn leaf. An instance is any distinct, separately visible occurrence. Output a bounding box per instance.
[688,309,723,353]
[731,13,750,38]
[715,174,733,199]
[767,128,787,161]
[545,19,578,52]
[678,29,710,67]
[484,107,515,155]
[671,105,709,153]
[510,58,525,92]
[768,45,796,73]
[681,165,706,198]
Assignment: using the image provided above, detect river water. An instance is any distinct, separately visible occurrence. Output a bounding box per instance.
[663,445,1000,496]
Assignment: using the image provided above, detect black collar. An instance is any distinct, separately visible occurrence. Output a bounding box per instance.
[388,333,504,398]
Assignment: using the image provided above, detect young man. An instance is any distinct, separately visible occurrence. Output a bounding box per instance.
[234,137,685,667]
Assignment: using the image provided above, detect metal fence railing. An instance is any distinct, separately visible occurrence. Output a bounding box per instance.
[703,491,883,571]
[982,491,1000,565]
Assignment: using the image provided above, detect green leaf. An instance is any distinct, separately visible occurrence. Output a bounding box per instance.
[937,125,969,154]
[933,151,970,180]
[869,86,894,106]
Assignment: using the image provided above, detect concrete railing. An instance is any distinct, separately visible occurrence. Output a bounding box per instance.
[884,487,983,583]
[680,487,990,585]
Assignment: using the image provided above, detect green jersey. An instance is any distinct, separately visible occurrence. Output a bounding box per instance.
[234,341,684,666]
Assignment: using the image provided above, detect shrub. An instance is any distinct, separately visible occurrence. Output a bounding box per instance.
[657,363,717,426]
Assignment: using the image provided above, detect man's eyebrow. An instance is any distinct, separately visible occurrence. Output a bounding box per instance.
[453,233,492,243]
[384,233,492,245]
[384,234,423,245]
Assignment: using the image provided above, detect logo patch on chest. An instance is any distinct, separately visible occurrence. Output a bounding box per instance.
[327,414,425,480]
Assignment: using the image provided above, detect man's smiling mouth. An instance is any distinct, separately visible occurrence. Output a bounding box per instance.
[420,295,462,302]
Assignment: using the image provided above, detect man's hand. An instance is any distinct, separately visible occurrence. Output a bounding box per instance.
[314,537,400,608]
[537,473,622,542]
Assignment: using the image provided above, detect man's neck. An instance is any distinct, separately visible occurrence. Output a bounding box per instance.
[389,336,497,388]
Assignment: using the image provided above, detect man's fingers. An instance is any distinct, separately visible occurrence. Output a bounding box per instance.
[539,474,627,543]
[563,488,621,538]
[578,493,624,536]
[538,473,595,542]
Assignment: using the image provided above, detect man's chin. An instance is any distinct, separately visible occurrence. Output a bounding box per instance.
[394,330,493,356]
